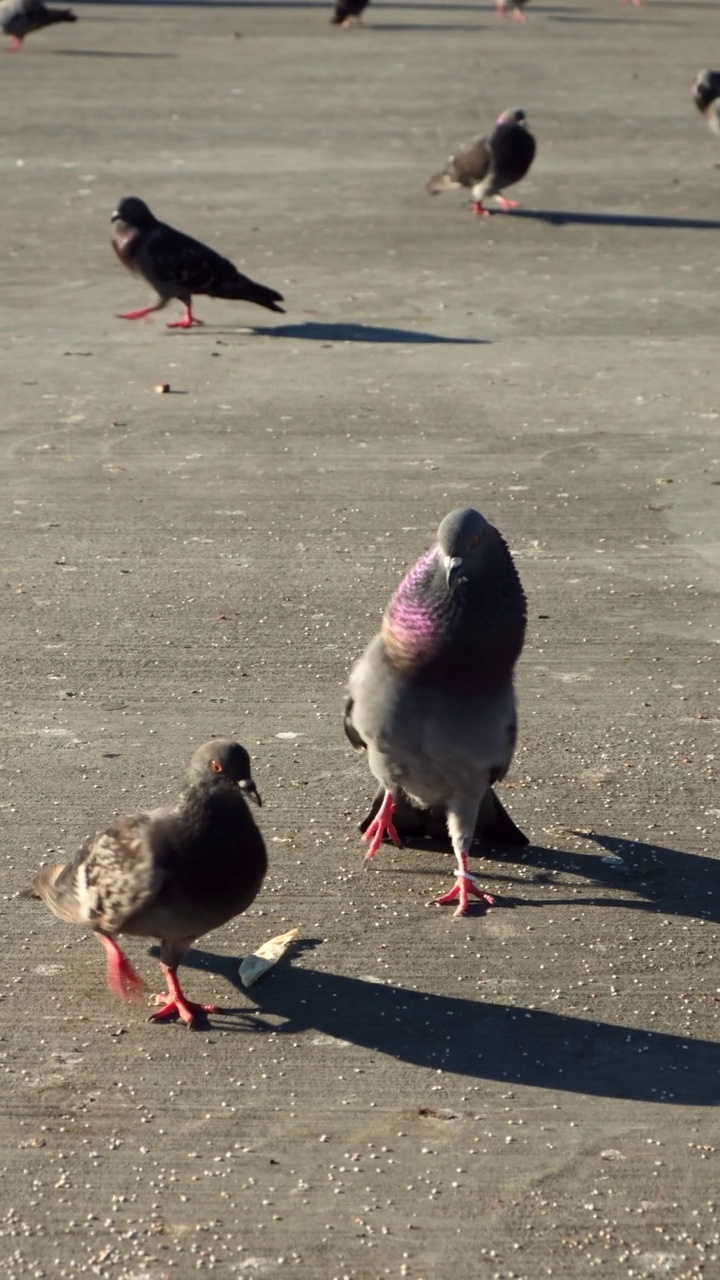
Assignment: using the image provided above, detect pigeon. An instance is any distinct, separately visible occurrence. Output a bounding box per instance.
[693,70,720,139]
[331,0,369,27]
[496,0,530,20]
[0,0,76,50]
[344,507,527,917]
[30,739,267,1027]
[111,196,285,329]
[427,108,536,217]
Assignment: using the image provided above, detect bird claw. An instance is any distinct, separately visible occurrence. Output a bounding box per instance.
[436,871,495,918]
[496,196,519,210]
[362,793,402,860]
[471,202,490,217]
[166,315,204,329]
[150,995,218,1027]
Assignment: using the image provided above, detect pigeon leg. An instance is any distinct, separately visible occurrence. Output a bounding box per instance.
[362,790,402,860]
[513,7,527,20]
[436,852,496,918]
[150,964,217,1028]
[97,933,145,1002]
[471,201,491,217]
[5,35,22,51]
[117,305,162,321]
[167,305,204,330]
[495,1,506,15]
[496,195,519,210]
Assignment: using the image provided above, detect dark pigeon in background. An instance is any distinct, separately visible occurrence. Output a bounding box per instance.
[344,507,527,917]
[331,0,369,28]
[111,196,285,329]
[693,69,720,144]
[427,108,536,217]
[30,740,267,1028]
[0,0,76,50]
[496,0,530,21]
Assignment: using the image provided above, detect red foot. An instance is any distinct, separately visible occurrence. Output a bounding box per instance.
[98,933,145,1002]
[435,853,496,918]
[362,790,402,861]
[167,307,204,330]
[496,195,519,211]
[149,965,217,1027]
[117,306,158,321]
[6,35,22,51]
[471,202,491,217]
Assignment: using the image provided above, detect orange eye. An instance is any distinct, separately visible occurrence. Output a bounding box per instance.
[210,760,223,773]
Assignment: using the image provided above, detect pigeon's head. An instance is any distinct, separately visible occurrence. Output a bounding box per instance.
[437,507,494,588]
[692,69,720,112]
[496,108,527,128]
[111,196,156,230]
[187,739,261,806]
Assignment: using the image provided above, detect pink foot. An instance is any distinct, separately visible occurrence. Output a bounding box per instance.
[513,9,527,20]
[362,790,402,861]
[471,201,491,217]
[117,306,157,321]
[149,966,216,1027]
[98,933,145,1002]
[167,307,203,330]
[497,196,519,210]
[6,35,22,51]
[435,853,496,918]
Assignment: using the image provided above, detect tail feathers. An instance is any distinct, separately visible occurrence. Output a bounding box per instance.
[426,170,459,195]
[30,863,83,925]
[215,275,285,313]
[48,8,78,22]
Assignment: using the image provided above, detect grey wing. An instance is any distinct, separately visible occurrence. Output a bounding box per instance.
[449,135,493,187]
[32,813,162,933]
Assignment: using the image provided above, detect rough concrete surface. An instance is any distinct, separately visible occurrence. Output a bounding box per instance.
[2,0,720,1277]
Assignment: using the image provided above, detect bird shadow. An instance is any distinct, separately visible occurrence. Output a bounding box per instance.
[509,208,720,232]
[251,321,486,345]
[178,946,720,1105]
[385,829,720,927]
[51,49,177,58]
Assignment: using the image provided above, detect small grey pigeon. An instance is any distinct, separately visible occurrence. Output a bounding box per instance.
[111,196,285,329]
[344,508,527,917]
[693,70,720,139]
[331,0,369,27]
[427,108,536,217]
[496,0,530,20]
[1,0,76,49]
[31,740,267,1027]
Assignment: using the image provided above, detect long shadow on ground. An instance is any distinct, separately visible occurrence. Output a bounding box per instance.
[183,946,720,1106]
[250,321,485,344]
[509,209,720,232]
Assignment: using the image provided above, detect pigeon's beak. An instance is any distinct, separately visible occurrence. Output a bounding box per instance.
[239,778,262,807]
[444,555,463,588]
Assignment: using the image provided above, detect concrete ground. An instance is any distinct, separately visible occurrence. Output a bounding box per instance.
[2,0,720,1276]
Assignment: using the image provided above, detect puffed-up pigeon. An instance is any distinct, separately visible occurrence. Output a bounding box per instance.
[427,108,536,216]
[693,70,720,139]
[0,0,76,50]
[344,508,527,917]
[111,196,285,329]
[31,740,267,1027]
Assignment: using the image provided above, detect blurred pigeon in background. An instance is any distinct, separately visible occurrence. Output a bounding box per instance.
[331,0,370,27]
[427,108,536,216]
[693,69,720,140]
[0,0,76,50]
[111,196,285,329]
[344,507,527,917]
